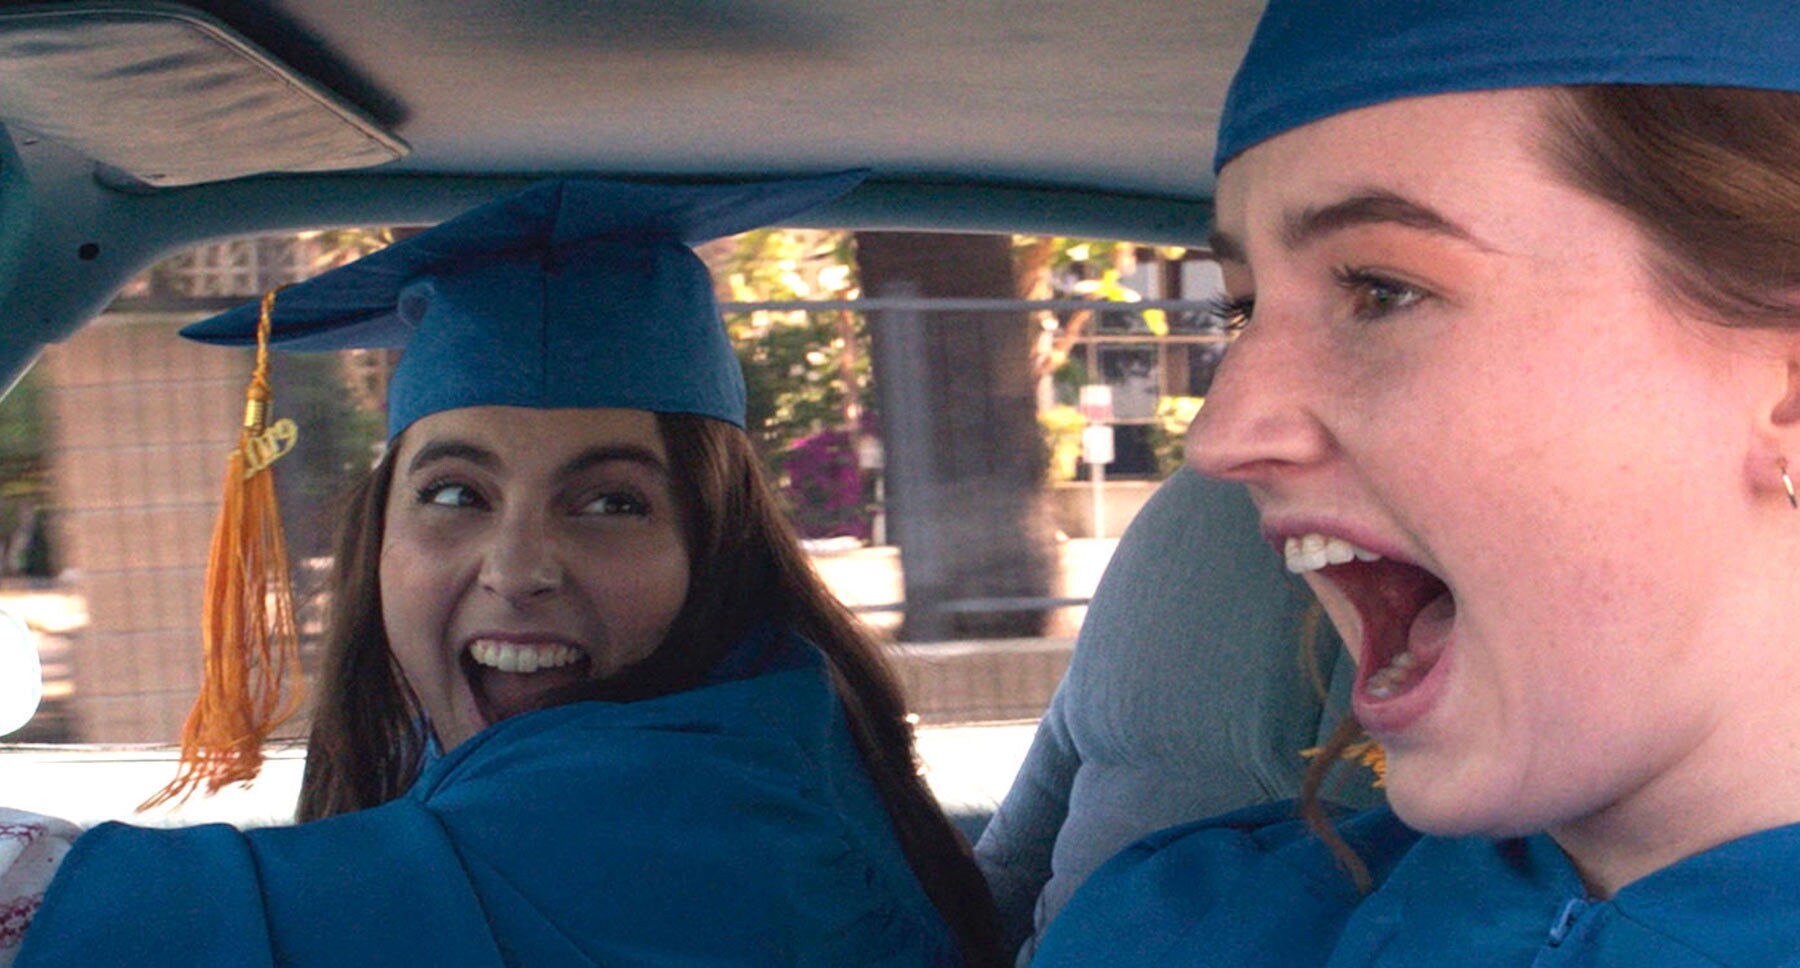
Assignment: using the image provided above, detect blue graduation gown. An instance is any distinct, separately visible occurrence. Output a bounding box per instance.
[17,629,959,966]
[1033,802,1800,966]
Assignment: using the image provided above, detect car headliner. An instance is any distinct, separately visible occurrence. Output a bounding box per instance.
[0,0,1262,388]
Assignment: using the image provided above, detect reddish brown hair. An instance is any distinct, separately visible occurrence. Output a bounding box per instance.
[1542,85,1800,328]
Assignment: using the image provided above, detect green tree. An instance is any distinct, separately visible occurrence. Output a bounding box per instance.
[712,229,880,538]
[716,228,868,453]
[0,368,53,576]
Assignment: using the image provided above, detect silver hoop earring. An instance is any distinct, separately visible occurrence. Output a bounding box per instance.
[1782,458,1798,510]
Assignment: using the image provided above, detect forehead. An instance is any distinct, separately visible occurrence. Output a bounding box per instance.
[1215,88,1557,239]
[395,406,666,463]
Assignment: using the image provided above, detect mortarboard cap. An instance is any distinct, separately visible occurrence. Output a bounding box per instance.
[182,171,868,436]
[1217,0,1800,171]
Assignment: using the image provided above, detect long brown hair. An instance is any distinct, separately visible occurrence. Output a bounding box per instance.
[1297,83,1800,889]
[296,412,1004,966]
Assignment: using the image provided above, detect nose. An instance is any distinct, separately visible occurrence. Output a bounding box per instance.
[1185,314,1335,483]
[478,512,563,605]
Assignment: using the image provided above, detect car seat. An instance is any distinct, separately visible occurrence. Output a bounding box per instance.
[973,467,1382,963]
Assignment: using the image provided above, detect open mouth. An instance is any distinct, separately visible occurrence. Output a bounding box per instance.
[460,638,595,727]
[1284,533,1454,703]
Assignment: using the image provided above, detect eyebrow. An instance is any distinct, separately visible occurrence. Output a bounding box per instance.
[407,440,498,475]
[1207,189,1488,264]
[405,439,670,480]
[555,444,670,481]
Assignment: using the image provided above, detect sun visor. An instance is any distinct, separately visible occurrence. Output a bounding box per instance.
[0,2,407,187]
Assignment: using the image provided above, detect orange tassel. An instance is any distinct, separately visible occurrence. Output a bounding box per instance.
[1300,739,1389,788]
[143,287,303,809]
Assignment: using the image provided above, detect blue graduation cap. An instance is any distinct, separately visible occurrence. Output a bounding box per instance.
[1218,0,1800,171]
[182,171,867,436]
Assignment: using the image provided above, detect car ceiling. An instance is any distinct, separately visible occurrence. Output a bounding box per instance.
[0,0,1263,387]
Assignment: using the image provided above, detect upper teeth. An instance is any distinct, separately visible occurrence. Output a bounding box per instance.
[468,640,583,674]
[1284,533,1382,573]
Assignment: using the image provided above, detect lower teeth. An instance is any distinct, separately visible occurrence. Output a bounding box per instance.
[1366,650,1421,698]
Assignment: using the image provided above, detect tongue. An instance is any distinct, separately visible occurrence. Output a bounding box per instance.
[1405,588,1456,666]
[474,664,592,723]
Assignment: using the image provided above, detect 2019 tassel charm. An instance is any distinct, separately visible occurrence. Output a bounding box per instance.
[143,286,303,809]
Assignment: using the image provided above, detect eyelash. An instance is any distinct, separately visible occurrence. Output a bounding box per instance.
[1202,293,1255,333]
[417,479,486,509]
[414,479,650,518]
[581,491,650,517]
[1200,268,1428,334]
[1331,266,1427,320]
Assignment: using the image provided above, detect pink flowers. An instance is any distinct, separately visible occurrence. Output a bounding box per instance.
[780,430,871,540]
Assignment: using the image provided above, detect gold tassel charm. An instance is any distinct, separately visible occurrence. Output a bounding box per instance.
[143,286,303,809]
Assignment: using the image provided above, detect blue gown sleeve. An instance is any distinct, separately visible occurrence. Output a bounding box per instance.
[15,822,279,967]
[1030,803,1417,967]
[16,805,505,967]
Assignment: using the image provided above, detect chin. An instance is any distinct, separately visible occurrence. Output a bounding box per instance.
[1380,758,1547,840]
[1387,788,1513,838]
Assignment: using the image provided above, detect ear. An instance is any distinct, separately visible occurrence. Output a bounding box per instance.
[1753,340,1800,507]
[1776,357,1800,428]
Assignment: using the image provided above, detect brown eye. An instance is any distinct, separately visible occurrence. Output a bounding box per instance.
[1335,268,1426,321]
[579,492,649,517]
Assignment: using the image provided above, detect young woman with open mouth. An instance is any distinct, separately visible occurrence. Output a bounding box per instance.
[1034,1,1800,963]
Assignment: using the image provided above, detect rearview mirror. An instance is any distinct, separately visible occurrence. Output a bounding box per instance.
[0,609,40,736]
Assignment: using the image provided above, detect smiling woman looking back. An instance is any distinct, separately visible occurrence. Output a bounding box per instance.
[10,175,1003,968]
[374,407,691,754]
[1030,1,1800,965]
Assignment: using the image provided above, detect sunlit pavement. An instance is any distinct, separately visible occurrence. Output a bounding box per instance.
[917,720,1038,813]
[0,720,1040,830]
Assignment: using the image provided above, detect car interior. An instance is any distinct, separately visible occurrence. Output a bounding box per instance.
[0,0,1377,960]
[0,0,1247,389]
